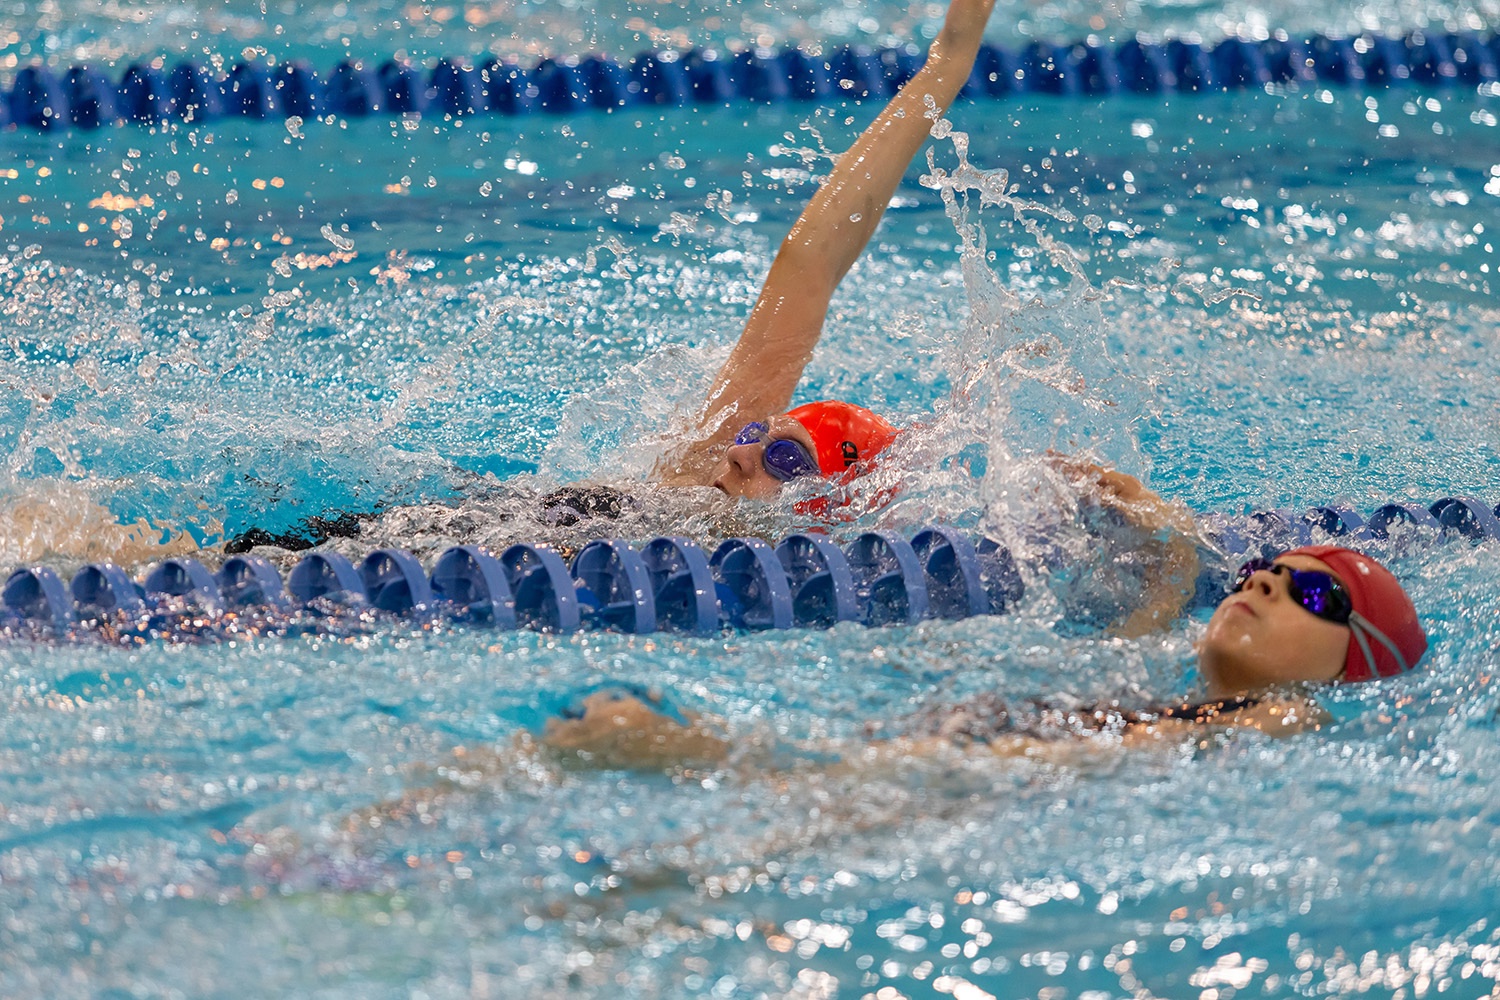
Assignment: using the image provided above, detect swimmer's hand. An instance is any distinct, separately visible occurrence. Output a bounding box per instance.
[1046,452,1200,637]
[1045,453,1174,515]
[537,690,731,771]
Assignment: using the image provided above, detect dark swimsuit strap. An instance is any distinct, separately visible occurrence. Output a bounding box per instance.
[1120,694,1263,728]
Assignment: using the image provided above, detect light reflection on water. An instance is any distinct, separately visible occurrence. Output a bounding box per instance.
[0,62,1498,1000]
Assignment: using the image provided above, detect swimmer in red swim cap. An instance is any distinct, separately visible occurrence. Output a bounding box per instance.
[531,547,1427,767]
[655,0,996,498]
[523,543,1428,770]
[1199,545,1427,696]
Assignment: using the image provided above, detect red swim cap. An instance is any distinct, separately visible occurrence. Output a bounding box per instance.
[1281,545,1427,682]
[785,400,899,478]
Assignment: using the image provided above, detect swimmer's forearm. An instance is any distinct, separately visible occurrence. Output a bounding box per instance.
[777,0,994,289]
[1117,530,1198,637]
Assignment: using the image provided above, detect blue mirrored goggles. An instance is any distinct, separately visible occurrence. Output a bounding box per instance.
[734,422,821,482]
[1232,558,1353,625]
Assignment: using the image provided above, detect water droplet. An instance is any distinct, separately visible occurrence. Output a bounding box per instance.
[320,224,354,252]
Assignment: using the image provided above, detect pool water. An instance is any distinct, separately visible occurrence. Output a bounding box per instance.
[3,5,1500,998]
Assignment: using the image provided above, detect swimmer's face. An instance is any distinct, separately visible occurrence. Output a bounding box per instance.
[1197,553,1349,695]
[712,415,820,500]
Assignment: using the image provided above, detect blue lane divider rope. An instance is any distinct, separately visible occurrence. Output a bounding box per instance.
[5,32,1496,130]
[2,495,1495,637]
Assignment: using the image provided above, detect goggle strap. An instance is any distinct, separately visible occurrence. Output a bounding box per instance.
[1348,611,1410,678]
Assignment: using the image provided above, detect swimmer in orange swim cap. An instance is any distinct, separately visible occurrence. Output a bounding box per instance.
[655,0,996,498]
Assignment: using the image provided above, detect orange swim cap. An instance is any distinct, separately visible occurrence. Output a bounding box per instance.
[1281,545,1427,682]
[785,400,899,478]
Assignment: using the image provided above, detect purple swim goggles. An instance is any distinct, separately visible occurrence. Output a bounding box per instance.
[1231,558,1353,625]
[734,422,821,482]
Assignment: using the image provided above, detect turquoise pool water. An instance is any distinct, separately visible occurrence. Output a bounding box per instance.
[3,4,1500,997]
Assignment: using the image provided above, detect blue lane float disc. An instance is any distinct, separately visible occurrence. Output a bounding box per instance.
[226,62,280,118]
[10,66,64,129]
[974,537,1026,615]
[710,538,795,630]
[909,526,988,619]
[10,33,1499,133]
[63,65,118,127]
[430,546,516,627]
[500,544,581,632]
[775,533,859,628]
[1248,509,1313,550]
[377,59,426,113]
[143,557,222,608]
[3,566,74,626]
[70,563,145,615]
[287,552,365,604]
[571,540,656,635]
[359,549,434,613]
[641,537,718,635]
[167,61,226,121]
[1428,497,1500,541]
[1304,505,1369,539]
[429,57,483,115]
[326,59,383,115]
[119,63,169,123]
[1365,503,1443,541]
[217,555,287,609]
[845,531,929,626]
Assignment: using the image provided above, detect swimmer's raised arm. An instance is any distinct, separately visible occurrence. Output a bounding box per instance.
[661,0,996,484]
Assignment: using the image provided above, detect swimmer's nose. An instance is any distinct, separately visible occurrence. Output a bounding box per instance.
[726,441,761,476]
[1244,565,1285,598]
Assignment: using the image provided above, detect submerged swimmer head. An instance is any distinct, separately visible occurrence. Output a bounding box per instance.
[1198,545,1426,695]
[713,400,900,500]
